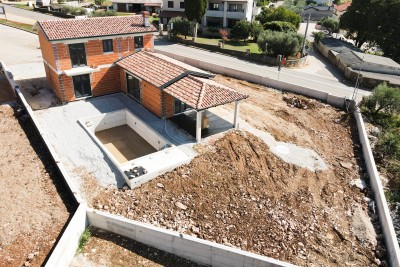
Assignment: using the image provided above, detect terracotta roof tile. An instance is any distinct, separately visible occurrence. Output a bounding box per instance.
[334,2,351,12]
[164,75,248,110]
[38,16,157,41]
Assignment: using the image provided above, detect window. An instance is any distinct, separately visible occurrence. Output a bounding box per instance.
[208,3,219,10]
[227,19,239,28]
[126,73,141,102]
[69,43,86,68]
[168,1,173,8]
[72,74,91,98]
[174,98,192,114]
[134,36,144,49]
[228,4,241,12]
[102,39,113,53]
[180,1,184,8]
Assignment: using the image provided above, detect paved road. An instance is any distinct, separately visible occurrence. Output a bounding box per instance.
[0,3,58,24]
[155,38,370,100]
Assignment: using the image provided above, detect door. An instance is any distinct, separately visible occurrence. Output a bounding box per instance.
[72,74,92,98]
[126,73,141,102]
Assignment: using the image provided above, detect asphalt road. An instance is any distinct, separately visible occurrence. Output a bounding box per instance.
[155,38,370,100]
[0,3,58,24]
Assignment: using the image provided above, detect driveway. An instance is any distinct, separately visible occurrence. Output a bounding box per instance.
[0,3,58,24]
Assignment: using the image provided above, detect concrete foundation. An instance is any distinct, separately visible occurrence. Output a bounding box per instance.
[79,109,191,188]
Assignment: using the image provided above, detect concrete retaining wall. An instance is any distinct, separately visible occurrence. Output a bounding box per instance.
[155,49,345,108]
[87,209,298,267]
[353,108,400,267]
[45,204,88,267]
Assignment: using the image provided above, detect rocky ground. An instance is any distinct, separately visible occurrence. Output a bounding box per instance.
[88,76,388,267]
[0,103,75,267]
[70,227,203,267]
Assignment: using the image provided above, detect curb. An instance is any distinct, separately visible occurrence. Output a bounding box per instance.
[0,21,37,35]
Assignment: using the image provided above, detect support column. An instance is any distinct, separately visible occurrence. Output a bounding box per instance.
[223,2,227,27]
[233,101,240,129]
[196,110,203,142]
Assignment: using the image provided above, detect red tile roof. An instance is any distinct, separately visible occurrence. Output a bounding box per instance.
[37,16,157,41]
[164,75,248,110]
[116,51,210,87]
[117,51,248,110]
[334,2,351,12]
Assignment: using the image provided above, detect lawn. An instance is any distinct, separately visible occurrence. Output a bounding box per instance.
[0,19,35,33]
[14,4,34,11]
[194,36,262,54]
[117,12,134,16]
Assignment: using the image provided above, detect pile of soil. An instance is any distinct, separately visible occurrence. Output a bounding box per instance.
[0,104,74,267]
[92,76,387,266]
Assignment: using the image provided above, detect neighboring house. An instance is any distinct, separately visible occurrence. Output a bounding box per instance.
[112,0,162,13]
[333,1,351,17]
[302,5,334,21]
[315,0,332,5]
[160,0,257,29]
[316,37,400,88]
[35,14,247,141]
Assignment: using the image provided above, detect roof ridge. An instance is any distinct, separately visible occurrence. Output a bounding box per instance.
[195,78,207,110]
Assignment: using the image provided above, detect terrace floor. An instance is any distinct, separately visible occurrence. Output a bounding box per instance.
[95,124,157,164]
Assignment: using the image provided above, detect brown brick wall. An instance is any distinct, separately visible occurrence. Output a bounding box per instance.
[38,30,57,70]
[144,34,154,50]
[141,80,161,117]
[91,66,121,97]
[163,91,175,118]
[56,43,72,71]
[120,69,127,93]
[61,75,75,102]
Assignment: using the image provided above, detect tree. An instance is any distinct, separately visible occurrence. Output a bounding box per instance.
[361,83,400,115]
[184,0,207,41]
[168,17,193,39]
[312,31,325,44]
[249,21,264,41]
[264,21,297,32]
[255,6,301,29]
[257,30,304,56]
[219,28,228,45]
[94,0,105,5]
[340,0,400,62]
[231,20,251,41]
[321,18,339,34]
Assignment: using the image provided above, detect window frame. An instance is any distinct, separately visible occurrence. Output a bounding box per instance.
[68,43,87,68]
[180,1,184,8]
[134,36,144,49]
[208,3,219,10]
[102,39,113,53]
[168,1,173,8]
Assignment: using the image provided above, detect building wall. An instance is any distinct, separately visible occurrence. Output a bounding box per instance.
[38,30,57,70]
[120,69,128,94]
[162,0,185,11]
[163,91,175,118]
[141,80,162,117]
[91,66,121,97]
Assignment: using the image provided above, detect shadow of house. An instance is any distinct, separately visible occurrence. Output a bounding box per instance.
[316,38,400,88]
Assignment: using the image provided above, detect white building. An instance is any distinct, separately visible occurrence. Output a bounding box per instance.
[160,0,258,29]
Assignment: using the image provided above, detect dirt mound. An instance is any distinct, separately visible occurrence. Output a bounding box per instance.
[95,131,385,266]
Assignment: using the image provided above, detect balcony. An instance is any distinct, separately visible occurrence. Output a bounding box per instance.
[226,10,246,19]
[206,9,224,17]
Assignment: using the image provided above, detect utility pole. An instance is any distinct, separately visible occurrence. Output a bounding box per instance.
[301,13,311,57]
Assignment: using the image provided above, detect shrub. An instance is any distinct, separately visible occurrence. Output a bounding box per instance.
[219,28,228,43]
[168,16,193,39]
[256,6,301,29]
[250,21,264,41]
[61,6,87,16]
[91,9,117,17]
[257,30,304,56]
[321,18,339,34]
[375,129,400,160]
[207,26,220,34]
[264,20,297,32]
[231,20,251,41]
[57,0,65,3]
[361,83,400,115]
[312,31,325,44]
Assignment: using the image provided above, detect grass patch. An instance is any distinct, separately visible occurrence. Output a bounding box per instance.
[0,19,35,33]
[15,4,34,10]
[77,228,91,254]
[117,12,133,16]
[194,36,261,54]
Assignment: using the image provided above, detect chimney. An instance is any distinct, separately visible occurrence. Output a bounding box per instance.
[142,11,150,27]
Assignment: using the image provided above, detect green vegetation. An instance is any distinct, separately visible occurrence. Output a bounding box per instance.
[257,30,304,56]
[194,37,261,53]
[92,9,117,17]
[15,4,33,10]
[321,18,339,34]
[169,17,193,39]
[360,83,400,202]
[312,31,325,44]
[116,12,133,16]
[256,6,301,30]
[231,20,252,41]
[339,0,400,62]
[184,0,207,40]
[61,6,87,16]
[0,19,35,33]
[77,228,91,254]
[264,21,297,32]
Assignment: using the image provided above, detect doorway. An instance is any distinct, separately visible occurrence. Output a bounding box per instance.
[126,73,141,102]
[72,74,91,98]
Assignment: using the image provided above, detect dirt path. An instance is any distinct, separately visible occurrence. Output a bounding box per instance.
[92,76,387,266]
[0,104,74,267]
